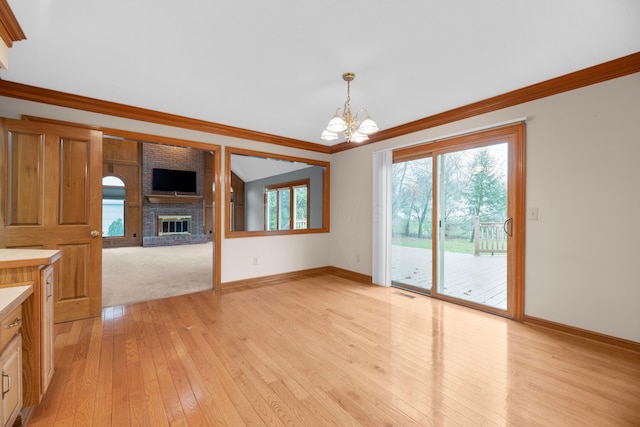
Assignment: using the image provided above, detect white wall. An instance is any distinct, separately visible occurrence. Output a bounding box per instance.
[0,98,334,284]
[330,73,640,342]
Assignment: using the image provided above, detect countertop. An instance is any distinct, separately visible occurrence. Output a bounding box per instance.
[0,285,33,319]
[0,249,61,269]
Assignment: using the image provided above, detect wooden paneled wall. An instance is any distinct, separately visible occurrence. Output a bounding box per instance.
[102,138,142,248]
[230,171,245,232]
[204,151,214,241]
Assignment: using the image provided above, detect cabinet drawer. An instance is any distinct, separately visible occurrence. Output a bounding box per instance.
[0,306,21,350]
[1,334,22,427]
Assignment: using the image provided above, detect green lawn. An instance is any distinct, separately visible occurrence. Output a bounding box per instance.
[392,237,476,255]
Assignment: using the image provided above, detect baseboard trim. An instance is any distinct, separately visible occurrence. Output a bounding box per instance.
[220,266,373,292]
[323,266,373,285]
[221,267,332,291]
[524,315,640,353]
[18,405,35,426]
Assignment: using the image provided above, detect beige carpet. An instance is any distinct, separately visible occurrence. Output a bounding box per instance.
[102,243,213,307]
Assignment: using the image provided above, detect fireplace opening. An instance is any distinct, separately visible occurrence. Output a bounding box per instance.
[158,215,192,236]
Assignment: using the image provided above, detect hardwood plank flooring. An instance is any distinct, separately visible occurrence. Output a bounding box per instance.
[27,274,640,426]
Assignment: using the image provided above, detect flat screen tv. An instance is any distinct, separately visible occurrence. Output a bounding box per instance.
[152,168,197,193]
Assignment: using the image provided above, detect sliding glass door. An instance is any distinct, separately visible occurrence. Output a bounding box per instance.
[391,156,433,293]
[391,124,525,319]
[436,143,508,310]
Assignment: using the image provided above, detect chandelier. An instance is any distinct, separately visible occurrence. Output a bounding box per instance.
[321,72,378,143]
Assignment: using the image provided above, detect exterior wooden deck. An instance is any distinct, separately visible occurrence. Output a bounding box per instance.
[391,245,507,309]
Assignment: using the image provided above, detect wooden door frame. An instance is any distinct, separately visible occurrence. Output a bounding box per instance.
[20,116,223,291]
[103,134,222,291]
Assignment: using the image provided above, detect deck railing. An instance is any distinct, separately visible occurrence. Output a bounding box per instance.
[474,217,507,255]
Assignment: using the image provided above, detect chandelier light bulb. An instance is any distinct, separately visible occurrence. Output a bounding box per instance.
[358,115,379,135]
[326,111,348,133]
[321,129,339,141]
[351,130,369,143]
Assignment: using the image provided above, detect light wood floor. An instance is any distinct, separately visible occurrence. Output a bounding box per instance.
[27,274,640,426]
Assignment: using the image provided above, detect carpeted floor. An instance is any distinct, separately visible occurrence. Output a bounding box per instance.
[102,242,213,307]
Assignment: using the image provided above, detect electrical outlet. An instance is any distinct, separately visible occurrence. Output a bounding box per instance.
[528,207,539,220]
[356,254,361,262]
[252,257,258,265]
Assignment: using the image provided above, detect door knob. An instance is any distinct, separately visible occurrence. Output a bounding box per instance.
[90,229,101,238]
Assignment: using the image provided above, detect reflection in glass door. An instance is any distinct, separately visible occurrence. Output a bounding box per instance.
[391,156,433,293]
[436,143,508,310]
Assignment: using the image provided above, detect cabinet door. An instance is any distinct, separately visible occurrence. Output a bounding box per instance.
[1,334,22,427]
[41,266,54,393]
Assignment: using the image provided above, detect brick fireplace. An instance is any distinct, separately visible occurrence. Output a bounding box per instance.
[142,143,207,247]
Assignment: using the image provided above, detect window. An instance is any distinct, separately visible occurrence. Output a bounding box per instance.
[102,176,125,237]
[265,180,309,231]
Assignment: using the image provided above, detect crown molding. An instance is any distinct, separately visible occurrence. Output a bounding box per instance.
[330,52,640,153]
[0,79,332,154]
[0,0,26,47]
[0,52,637,155]
[20,114,225,152]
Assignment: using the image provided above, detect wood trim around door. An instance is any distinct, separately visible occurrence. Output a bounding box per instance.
[18,115,224,291]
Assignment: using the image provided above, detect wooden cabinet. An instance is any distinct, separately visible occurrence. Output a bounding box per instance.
[0,335,21,427]
[0,249,59,424]
[0,285,31,427]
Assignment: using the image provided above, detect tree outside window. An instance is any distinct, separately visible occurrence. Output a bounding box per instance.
[102,176,126,237]
[265,180,309,231]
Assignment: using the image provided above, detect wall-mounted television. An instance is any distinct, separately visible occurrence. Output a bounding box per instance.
[152,168,197,193]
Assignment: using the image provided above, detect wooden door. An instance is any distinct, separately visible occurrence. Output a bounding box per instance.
[0,118,103,322]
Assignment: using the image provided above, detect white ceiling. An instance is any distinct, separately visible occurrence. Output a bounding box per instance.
[2,1,639,146]
[231,154,312,183]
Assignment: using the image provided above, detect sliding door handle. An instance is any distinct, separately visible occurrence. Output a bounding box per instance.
[503,217,513,237]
